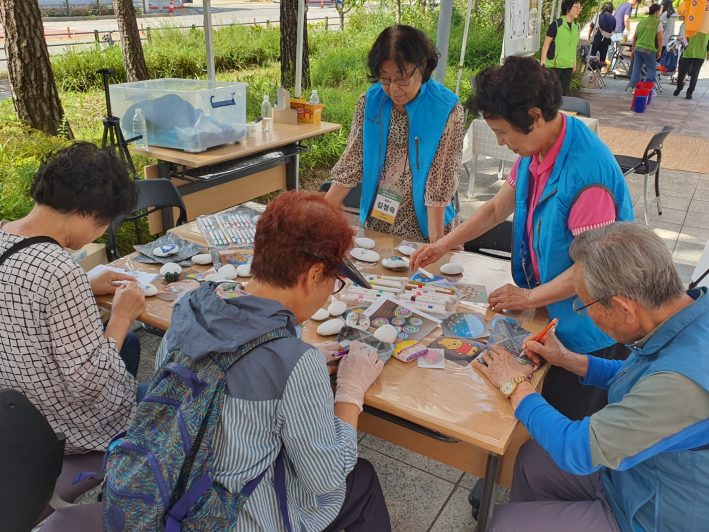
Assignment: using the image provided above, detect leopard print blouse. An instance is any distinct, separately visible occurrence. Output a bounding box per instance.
[330,93,465,243]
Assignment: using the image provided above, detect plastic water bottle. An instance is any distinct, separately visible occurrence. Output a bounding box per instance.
[133,109,148,148]
[261,95,272,132]
[309,90,320,104]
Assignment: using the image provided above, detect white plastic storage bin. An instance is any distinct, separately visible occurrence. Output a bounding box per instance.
[109,78,249,152]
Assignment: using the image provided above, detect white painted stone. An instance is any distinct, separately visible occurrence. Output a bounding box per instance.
[192,253,213,265]
[219,264,238,280]
[373,324,398,344]
[398,245,415,256]
[160,263,182,276]
[311,308,330,321]
[236,264,252,277]
[350,248,380,263]
[382,256,409,271]
[317,319,344,336]
[440,262,464,275]
[141,284,158,297]
[205,273,226,283]
[328,300,347,317]
[355,237,376,249]
[153,244,179,257]
[345,311,370,331]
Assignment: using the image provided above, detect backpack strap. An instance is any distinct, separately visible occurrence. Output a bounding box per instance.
[0,236,60,268]
[690,268,709,290]
[216,327,293,371]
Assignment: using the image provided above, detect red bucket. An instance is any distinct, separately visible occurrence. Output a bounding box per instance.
[637,82,655,104]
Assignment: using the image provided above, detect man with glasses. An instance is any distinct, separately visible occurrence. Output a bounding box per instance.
[477,222,709,532]
[154,191,391,532]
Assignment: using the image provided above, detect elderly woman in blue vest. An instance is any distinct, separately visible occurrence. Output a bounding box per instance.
[477,223,709,532]
[326,25,464,244]
[411,56,635,421]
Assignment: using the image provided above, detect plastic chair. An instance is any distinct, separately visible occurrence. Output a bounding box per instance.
[560,96,592,118]
[0,388,101,532]
[463,220,513,260]
[614,126,674,225]
[318,181,363,210]
[107,179,188,261]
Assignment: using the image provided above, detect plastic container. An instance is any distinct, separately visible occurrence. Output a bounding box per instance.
[261,95,272,132]
[632,95,648,113]
[309,90,319,104]
[637,81,655,105]
[631,88,651,112]
[133,109,148,148]
[109,78,248,152]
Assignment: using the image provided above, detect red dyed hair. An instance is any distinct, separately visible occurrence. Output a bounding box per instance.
[251,191,355,288]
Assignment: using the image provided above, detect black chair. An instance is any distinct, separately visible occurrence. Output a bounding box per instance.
[318,180,363,210]
[107,179,188,261]
[560,96,592,117]
[614,125,673,225]
[463,220,513,260]
[0,388,101,532]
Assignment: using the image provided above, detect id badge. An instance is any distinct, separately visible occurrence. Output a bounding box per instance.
[370,188,402,225]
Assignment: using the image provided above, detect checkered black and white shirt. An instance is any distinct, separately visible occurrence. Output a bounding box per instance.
[0,227,136,454]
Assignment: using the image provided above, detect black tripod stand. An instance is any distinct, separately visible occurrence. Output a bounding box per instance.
[98,68,140,177]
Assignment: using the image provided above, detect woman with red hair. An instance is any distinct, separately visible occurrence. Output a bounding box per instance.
[155,191,391,532]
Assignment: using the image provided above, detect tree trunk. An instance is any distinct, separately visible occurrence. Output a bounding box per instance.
[0,0,72,138]
[339,10,345,30]
[396,0,401,24]
[280,0,311,92]
[113,0,148,81]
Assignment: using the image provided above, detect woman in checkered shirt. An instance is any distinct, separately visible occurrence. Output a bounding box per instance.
[0,143,146,454]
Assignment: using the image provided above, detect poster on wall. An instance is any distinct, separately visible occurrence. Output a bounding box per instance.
[504,0,542,57]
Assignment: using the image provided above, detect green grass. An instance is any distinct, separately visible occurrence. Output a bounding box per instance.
[1,6,502,251]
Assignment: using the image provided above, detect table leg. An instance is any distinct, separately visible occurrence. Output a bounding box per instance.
[157,160,176,231]
[466,155,478,199]
[286,153,300,191]
[476,453,500,532]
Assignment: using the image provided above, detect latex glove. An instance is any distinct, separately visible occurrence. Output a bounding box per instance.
[335,341,384,412]
[313,341,342,364]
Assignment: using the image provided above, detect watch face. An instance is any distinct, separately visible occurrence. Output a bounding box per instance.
[501,381,514,395]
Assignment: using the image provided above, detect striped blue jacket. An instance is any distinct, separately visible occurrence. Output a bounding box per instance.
[156,285,358,531]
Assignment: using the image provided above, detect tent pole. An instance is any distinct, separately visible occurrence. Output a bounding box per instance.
[455,0,475,96]
[295,0,306,98]
[433,0,454,84]
[204,0,215,81]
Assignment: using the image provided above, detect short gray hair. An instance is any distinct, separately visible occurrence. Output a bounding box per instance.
[569,222,684,309]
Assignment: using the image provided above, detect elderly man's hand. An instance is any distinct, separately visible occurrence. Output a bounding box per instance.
[523,328,569,367]
[488,284,533,312]
[474,344,534,389]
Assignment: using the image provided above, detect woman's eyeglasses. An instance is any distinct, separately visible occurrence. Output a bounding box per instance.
[333,276,347,295]
[301,249,370,289]
[378,67,419,88]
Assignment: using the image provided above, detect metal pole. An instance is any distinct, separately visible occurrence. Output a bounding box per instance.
[144,0,148,15]
[204,0,216,80]
[455,0,474,96]
[295,0,306,98]
[433,0,454,84]
[549,0,557,26]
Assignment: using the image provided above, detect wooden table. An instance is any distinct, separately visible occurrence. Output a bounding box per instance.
[97,207,550,531]
[132,122,341,234]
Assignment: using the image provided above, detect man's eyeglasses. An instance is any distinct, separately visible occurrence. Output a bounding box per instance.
[378,66,419,88]
[572,296,606,317]
[302,249,370,290]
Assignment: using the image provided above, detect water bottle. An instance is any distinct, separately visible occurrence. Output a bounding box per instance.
[133,108,148,148]
[261,95,272,132]
[309,90,320,104]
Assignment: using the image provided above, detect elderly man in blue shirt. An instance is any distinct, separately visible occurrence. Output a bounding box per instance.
[477,222,709,532]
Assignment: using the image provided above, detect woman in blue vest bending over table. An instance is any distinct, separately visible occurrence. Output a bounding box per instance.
[326,25,464,244]
[412,56,635,421]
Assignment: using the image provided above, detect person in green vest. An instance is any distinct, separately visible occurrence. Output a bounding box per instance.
[629,3,664,89]
[541,0,582,95]
[674,31,709,99]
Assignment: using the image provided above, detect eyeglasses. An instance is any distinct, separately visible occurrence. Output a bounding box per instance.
[301,249,370,289]
[333,276,347,295]
[572,296,606,317]
[378,66,419,88]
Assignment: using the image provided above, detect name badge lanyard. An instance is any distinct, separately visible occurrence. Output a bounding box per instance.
[371,149,408,225]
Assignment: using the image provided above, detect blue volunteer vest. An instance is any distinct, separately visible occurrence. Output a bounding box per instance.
[511,116,634,354]
[602,288,709,532]
[361,79,459,239]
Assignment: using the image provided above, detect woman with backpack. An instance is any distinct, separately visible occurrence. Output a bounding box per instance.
[541,0,583,95]
[129,192,391,532]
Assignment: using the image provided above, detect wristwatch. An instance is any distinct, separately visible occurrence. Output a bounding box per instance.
[500,376,528,398]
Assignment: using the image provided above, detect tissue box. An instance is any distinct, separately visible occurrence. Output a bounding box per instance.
[290,98,324,124]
